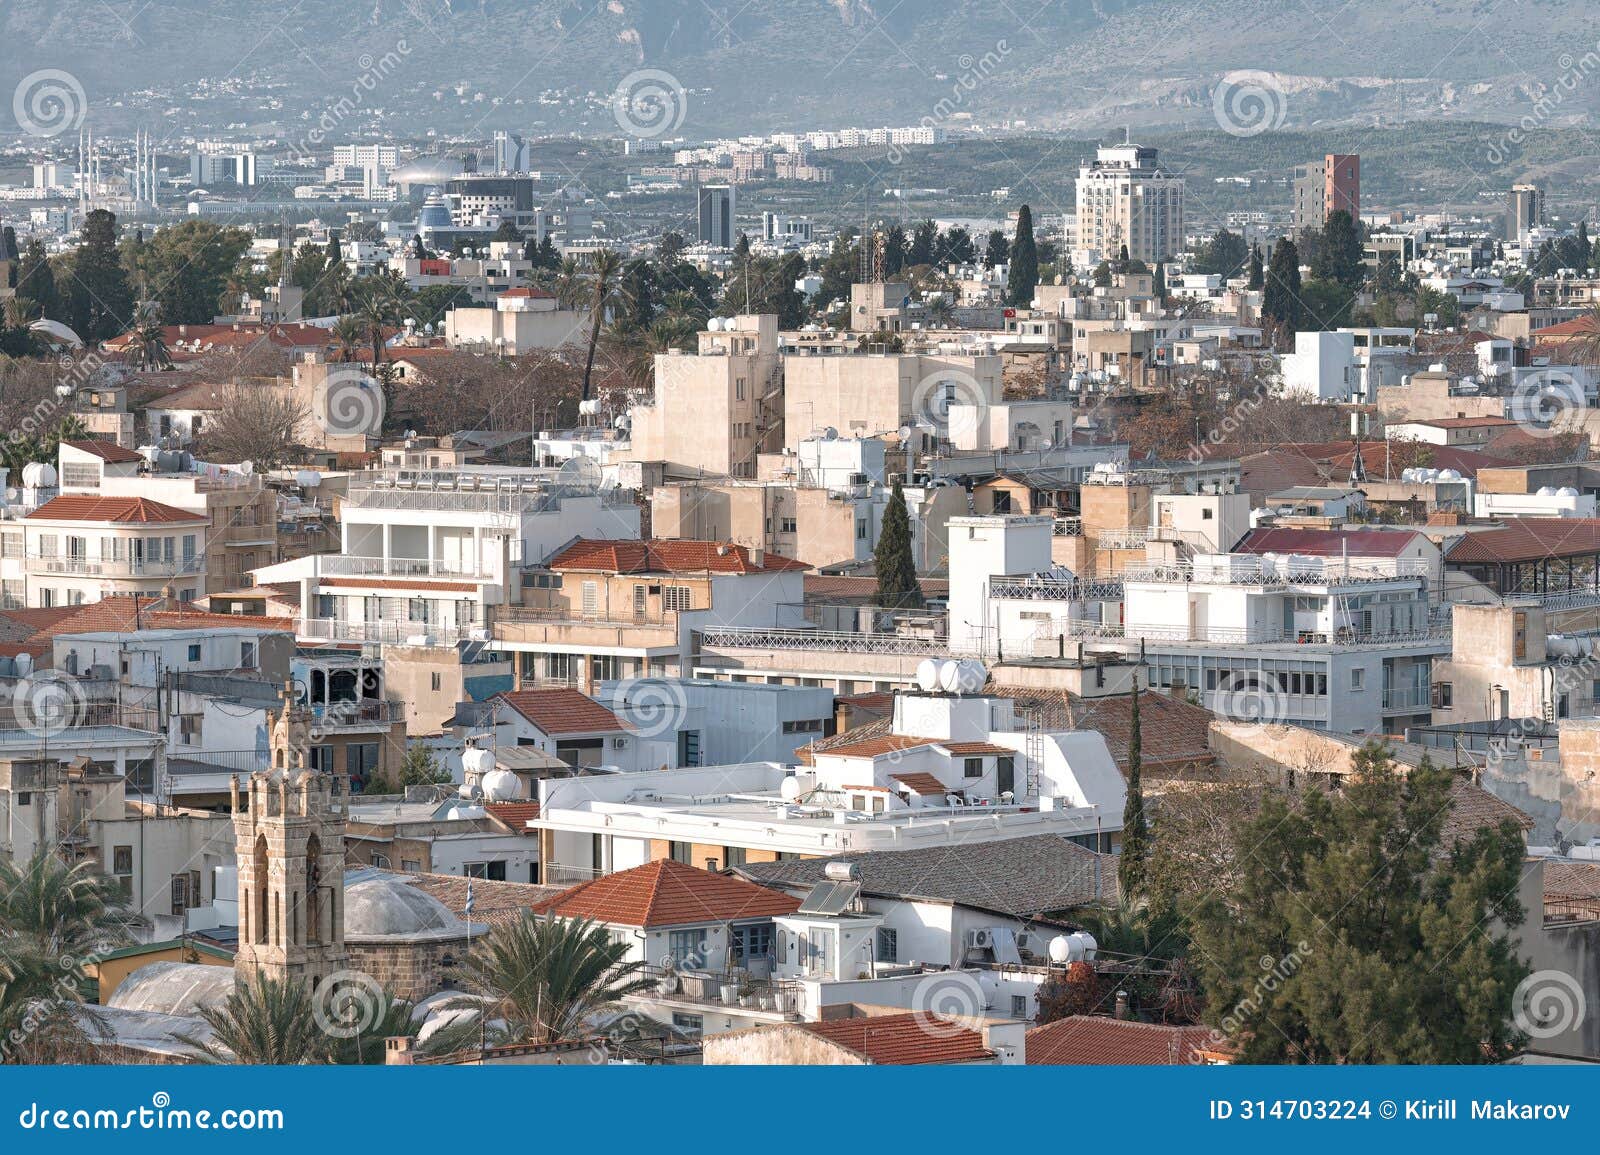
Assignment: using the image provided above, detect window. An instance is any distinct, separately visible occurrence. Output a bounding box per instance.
[662,585,692,612]
[667,929,705,967]
[780,517,797,533]
[781,719,824,734]
[240,641,256,669]
[875,927,898,963]
[61,462,99,488]
[113,845,133,875]
[431,672,442,692]
[581,581,599,615]
[590,654,623,681]
[1350,669,1364,691]
[178,714,203,745]
[964,757,984,778]
[671,1013,704,1036]
[187,643,201,661]
[1010,995,1028,1018]
[401,859,421,873]
[1432,682,1453,709]
[725,845,747,868]
[347,743,379,781]
[408,598,431,623]
[464,861,507,881]
[856,520,868,540]
[668,841,692,864]
[730,923,773,966]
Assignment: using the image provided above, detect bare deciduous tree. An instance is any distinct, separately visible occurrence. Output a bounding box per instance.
[196,383,308,469]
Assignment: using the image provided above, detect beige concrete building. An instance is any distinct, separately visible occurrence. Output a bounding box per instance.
[625,314,783,479]
[443,287,588,354]
[782,349,1002,451]
[1074,144,1184,265]
[1429,602,1595,725]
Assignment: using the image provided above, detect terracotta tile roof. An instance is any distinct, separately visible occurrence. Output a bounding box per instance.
[836,692,895,711]
[1237,526,1424,558]
[1445,518,1600,564]
[1543,861,1600,909]
[321,577,480,593]
[528,859,801,928]
[889,771,951,795]
[1530,316,1599,339]
[11,596,294,642]
[146,381,230,411]
[942,741,1015,756]
[1026,1016,1217,1065]
[483,800,541,833]
[404,872,569,927]
[799,1013,993,1065]
[499,286,556,299]
[803,574,949,600]
[1403,416,1515,429]
[548,538,808,575]
[62,439,144,463]
[495,688,627,736]
[26,494,205,524]
[821,735,938,759]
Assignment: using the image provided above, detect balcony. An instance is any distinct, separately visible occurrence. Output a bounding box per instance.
[639,965,801,1020]
[28,553,204,579]
[698,626,948,656]
[1037,618,1449,650]
[988,575,1125,602]
[1381,686,1432,713]
[1120,556,1430,586]
[1094,527,1149,550]
[296,617,481,647]
[315,554,496,581]
[310,699,405,732]
[1052,517,1083,537]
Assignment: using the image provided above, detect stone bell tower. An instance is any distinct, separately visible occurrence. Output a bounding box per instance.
[230,680,348,989]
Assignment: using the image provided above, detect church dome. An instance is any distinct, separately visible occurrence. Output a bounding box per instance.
[108,962,234,1017]
[345,874,476,942]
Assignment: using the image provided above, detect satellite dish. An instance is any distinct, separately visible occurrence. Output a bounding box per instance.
[556,456,603,488]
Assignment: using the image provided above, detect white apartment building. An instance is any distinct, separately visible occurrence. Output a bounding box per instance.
[251,465,640,645]
[1074,144,1184,265]
[530,687,1124,884]
[444,287,589,354]
[20,494,207,608]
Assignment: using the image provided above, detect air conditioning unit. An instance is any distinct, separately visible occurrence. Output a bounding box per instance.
[966,928,994,950]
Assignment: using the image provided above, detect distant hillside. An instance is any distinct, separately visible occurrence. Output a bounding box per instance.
[2,0,1594,137]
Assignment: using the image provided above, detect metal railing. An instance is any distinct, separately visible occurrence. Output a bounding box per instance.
[1095,527,1149,550]
[315,554,496,580]
[497,605,680,628]
[1381,687,1432,711]
[1052,516,1083,537]
[28,553,205,578]
[1120,557,1430,585]
[988,576,1125,602]
[542,862,603,886]
[1036,618,1449,649]
[296,617,481,646]
[310,700,406,730]
[699,626,949,655]
[641,965,800,1016]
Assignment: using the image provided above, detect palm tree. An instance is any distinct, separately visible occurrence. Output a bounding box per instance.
[0,848,129,957]
[4,296,38,330]
[359,294,399,367]
[185,972,331,1064]
[128,320,172,371]
[658,289,708,325]
[580,250,621,402]
[0,940,100,1064]
[332,315,364,363]
[43,415,88,461]
[462,913,651,1044]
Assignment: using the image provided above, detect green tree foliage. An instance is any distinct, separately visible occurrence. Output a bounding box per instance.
[123,218,252,324]
[1119,682,1149,898]
[1298,278,1357,331]
[66,210,134,342]
[983,228,1008,269]
[1192,229,1248,278]
[186,971,331,1064]
[1006,204,1038,306]
[1092,260,1112,288]
[938,226,975,266]
[15,240,62,323]
[1262,238,1304,332]
[1312,210,1364,287]
[907,220,937,268]
[719,253,808,328]
[881,223,906,276]
[1188,744,1529,1063]
[1246,242,1264,291]
[491,220,522,244]
[873,480,923,610]
[401,744,453,787]
[463,913,653,1043]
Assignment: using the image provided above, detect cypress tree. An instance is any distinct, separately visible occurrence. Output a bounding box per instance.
[67,209,133,341]
[1152,261,1166,303]
[1005,204,1038,306]
[16,239,61,322]
[873,481,923,610]
[1118,673,1148,899]
[1246,242,1264,290]
[1262,238,1303,333]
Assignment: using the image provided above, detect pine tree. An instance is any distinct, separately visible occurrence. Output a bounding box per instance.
[1246,242,1264,290]
[873,481,923,610]
[66,209,133,342]
[1188,743,1529,1064]
[1118,675,1149,899]
[1262,238,1303,334]
[1005,204,1038,306]
[983,228,1008,269]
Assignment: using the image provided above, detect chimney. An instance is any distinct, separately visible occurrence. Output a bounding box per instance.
[1114,990,1130,1020]
[385,1036,416,1065]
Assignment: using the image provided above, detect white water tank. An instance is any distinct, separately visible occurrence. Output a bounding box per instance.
[480,768,524,802]
[21,462,55,488]
[914,658,942,693]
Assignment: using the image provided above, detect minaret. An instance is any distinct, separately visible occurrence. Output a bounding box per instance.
[230,679,348,990]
